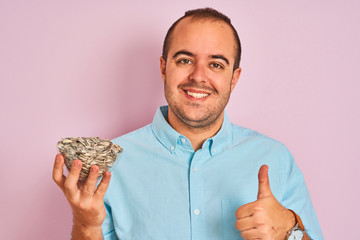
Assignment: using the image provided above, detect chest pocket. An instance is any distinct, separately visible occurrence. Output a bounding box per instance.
[221,200,245,240]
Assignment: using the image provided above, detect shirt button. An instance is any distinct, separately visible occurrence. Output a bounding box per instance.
[194,209,200,215]
[170,146,175,151]
[193,167,198,172]
[181,138,186,144]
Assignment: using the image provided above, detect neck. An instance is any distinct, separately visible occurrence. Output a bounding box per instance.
[167,110,224,151]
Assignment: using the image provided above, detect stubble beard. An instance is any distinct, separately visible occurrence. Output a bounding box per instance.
[164,78,231,130]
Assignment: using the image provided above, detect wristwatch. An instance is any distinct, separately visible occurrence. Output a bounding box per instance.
[286,209,305,240]
[286,223,304,240]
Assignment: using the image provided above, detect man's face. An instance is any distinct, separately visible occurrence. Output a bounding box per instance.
[160,17,241,129]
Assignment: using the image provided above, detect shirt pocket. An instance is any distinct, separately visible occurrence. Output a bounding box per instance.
[221,200,244,240]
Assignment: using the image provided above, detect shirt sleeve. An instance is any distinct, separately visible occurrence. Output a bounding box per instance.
[102,201,118,240]
[280,146,324,240]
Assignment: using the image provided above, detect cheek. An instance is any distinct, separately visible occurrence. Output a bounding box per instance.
[212,75,233,92]
[166,68,190,84]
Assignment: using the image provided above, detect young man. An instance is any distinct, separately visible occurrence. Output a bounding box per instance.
[53,8,323,240]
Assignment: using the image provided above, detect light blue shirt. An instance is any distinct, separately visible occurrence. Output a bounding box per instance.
[102,106,323,240]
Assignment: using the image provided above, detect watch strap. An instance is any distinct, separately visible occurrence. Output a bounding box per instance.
[288,209,305,230]
[288,209,310,240]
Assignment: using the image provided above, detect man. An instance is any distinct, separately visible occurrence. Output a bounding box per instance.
[53,8,323,240]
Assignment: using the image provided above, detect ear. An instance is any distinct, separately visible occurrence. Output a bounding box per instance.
[160,56,166,83]
[230,67,241,92]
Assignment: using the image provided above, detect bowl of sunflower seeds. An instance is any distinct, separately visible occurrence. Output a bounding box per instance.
[57,137,122,182]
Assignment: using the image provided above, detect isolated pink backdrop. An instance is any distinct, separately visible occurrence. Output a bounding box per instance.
[1,1,359,239]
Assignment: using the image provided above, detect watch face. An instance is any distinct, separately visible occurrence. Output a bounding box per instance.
[288,229,304,240]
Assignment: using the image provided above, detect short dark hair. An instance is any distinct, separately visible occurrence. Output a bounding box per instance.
[162,8,241,70]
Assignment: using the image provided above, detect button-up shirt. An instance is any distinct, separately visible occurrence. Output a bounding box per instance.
[102,106,323,240]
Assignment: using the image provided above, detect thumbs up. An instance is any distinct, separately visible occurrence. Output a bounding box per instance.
[235,165,296,240]
[257,164,271,199]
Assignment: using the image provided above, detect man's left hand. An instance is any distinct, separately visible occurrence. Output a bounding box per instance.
[235,165,296,240]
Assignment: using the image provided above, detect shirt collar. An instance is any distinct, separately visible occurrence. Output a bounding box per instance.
[151,106,181,152]
[209,111,232,155]
[151,105,233,155]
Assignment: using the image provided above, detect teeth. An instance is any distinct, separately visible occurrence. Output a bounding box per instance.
[186,91,209,98]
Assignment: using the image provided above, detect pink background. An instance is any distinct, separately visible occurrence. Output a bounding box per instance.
[1,1,359,239]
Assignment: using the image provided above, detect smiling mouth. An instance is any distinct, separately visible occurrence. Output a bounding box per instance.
[186,90,210,99]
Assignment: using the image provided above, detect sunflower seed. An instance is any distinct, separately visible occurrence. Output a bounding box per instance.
[57,137,122,182]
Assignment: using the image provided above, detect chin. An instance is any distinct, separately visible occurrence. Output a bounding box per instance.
[180,111,221,129]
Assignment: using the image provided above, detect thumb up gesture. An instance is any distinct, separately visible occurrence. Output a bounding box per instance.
[235,165,296,240]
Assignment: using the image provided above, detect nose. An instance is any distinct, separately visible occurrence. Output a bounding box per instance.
[189,62,207,83]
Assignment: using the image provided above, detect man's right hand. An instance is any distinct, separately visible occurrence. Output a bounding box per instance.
[52,154,111,239]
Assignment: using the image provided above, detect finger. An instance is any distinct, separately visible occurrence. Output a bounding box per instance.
[240,227,261,240]
[81,165,99,196]
[52,154,66,190]
[235,217,256,232]
[235,203,255,219]
[93,171,111,202]
[257,164,272,199]
[63,159,82,195]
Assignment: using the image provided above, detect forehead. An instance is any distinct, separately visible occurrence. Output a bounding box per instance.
[169,17,237,61]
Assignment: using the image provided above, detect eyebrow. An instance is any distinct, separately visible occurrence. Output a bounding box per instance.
[172,50,229,66]
[211,55,229,65]
[172,50,194,59]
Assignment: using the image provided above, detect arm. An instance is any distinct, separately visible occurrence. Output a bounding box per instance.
[235,165,319,239]
[53,154,111,240]
[235,141,324,240]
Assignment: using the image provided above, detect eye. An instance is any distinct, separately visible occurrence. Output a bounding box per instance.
[210,62,224,69]
[177,58,192,65]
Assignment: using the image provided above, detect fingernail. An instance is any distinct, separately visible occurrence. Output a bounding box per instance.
[91,166,99,173]
[73,160,81,168]
[55,155,60,163]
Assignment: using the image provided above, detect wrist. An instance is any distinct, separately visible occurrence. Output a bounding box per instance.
[72,221,103,240]
[285,209,309,240]
[285,209,297,232]
[288,209,305,231]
